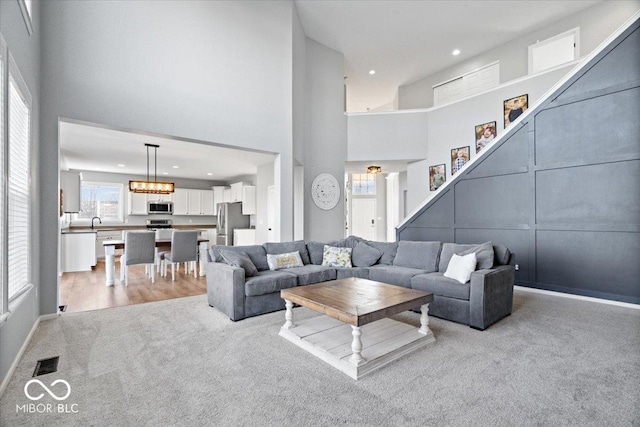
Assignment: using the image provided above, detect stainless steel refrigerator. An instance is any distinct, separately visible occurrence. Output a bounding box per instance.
[216,202,250,246]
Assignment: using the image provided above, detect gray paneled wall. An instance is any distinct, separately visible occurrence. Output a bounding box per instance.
[398,19,640,304]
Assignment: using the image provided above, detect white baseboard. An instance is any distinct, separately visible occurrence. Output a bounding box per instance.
[0,313,59,398]
[515,285,640,310]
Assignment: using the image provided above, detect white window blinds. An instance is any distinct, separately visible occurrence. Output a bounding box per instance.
[8,75,31,300]
[0,46,4,309]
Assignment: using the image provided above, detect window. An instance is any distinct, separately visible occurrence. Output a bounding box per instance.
[77,181,124,222]
[352,174,376,195]
[0,37,5,313]
[7,66,32,301]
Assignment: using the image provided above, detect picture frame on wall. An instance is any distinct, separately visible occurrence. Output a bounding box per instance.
[504,94,528,127]
[451,146,470,176]
[429,164,446,191]
[475,121,497,154]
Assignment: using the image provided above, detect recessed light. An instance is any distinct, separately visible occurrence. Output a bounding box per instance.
[172,165,179,169]
[207,173,213,176]
[162,172,169,175]
[117,164,125,167]
[369,70,376,75]
[452,49,461,56]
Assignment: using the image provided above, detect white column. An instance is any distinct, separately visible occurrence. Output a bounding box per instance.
[104,245,115,286]
[282,299,295,330]
[350,325,366,366]
[419,303,431,335]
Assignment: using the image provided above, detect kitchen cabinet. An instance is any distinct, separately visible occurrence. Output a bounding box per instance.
[60,171,81,213]
[128,192,148,215]
[173,189,189,215]
[230,182,246,202]
[241,186,256,215]
[223,188,232,203]
[61,232,97,272]
[95,230,122,260]
[174,188,214,215]
[233,229,256,246]
[212,186,228,213]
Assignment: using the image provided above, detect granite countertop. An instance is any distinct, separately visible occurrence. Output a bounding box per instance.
[61,229,98,234]
[68,224,216,232]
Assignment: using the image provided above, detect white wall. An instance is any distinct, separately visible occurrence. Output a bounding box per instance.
[304,39,347,241]
[347,111,428,162]
[39,0,296,315]
[255,162,274,244]
[399,1,640,109]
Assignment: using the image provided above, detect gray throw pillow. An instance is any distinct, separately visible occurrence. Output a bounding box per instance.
[459,241,494,270]
[352,242,383,267]
[393,241,441,271]
[365,241,398,265]
[219,249,258,277]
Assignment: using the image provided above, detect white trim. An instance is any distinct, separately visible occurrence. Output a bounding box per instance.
[16,0,33,36]
[0,315,40,398]
[39,313,60,321]
[433,60,500,89]
[515,286,640,310]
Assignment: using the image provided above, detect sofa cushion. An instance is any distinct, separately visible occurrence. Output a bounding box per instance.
[264,240,311,265]
[267,251,304,270]
[352,242,383,267]
[244,270,297,297]
[210,245,269,271]
[342,235,364,249]
[444,253,477,284]
[438,242,494,271]
[336,267,369,280]
[284,265,337,285]
[368,265,427,288]
[411,272,471,300]
[306,240,340,265]
[459,242,494,270]
[393,241,440,271]
[322,246,353,268]
[365,241,398,265]
[493,245,511,266]
[219,250,258,277]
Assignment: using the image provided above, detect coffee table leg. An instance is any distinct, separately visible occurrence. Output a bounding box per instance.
[350,326,366,366]
[419,303,431,335]
[282,299,296,330]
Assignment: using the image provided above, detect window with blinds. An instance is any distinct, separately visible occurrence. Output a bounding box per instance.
[8,74,31,300]
[0,42,4,311]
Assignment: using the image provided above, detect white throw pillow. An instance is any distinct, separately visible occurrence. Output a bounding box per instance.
[444,253,477,284]
[267,251,304,270]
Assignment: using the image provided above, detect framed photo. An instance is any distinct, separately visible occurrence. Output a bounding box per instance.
[504,94,528,127]
[475,121,497,154]
[451,146,470,176]
[429,164,446,191]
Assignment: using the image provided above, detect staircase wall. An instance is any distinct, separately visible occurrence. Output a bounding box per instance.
[398,19,640,304]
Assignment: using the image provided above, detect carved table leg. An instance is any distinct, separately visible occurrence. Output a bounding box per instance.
[282,299,296,330]
[350,325,366,366]
[419,303,431,335]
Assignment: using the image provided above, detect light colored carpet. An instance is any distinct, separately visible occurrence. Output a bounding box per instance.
[1,289,639,426]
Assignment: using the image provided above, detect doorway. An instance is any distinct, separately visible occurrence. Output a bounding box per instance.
[351,198,376,240]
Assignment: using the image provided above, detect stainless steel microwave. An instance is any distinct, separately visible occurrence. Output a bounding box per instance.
[148,201,173,215]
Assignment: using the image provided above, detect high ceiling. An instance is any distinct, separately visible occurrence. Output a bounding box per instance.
[295,0,603,112]
[59,121,276,182]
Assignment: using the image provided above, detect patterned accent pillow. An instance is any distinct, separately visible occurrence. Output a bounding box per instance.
[267,251,304,270]
[322,245,352,268]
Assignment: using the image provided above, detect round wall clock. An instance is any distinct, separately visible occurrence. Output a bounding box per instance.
[311,173,340,210]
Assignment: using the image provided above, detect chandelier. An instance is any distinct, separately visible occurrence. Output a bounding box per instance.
[366,165,382,174]
[128,143,175,194]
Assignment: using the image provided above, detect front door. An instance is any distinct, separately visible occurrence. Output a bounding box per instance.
[352,199,376,240]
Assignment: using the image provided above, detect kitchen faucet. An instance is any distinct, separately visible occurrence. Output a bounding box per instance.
[91,216,102,229]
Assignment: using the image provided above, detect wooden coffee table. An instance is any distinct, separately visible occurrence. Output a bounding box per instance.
[279,278,435,379]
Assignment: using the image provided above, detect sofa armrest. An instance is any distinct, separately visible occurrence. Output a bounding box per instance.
[206,262,246,321]
[469,265,515,330]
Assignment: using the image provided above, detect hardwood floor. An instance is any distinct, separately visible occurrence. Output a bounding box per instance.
[59,261,208,314]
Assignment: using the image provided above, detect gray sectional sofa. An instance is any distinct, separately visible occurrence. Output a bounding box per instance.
[206,236,515,330]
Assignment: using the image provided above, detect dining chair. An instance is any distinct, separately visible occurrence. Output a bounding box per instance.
[120,231,156,286]
[161,230,199,281]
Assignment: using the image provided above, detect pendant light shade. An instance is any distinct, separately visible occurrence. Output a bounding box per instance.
[129,143,175,194]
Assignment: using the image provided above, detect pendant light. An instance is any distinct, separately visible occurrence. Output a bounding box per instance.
[128,143,175,194]
[366,165,382,174]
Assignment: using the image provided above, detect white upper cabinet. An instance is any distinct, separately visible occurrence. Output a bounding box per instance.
[187,189,202,215]
[230,182,246,202]
[241,186,256,215]
[173,188,189,215]
[201,190,215,215]
[173,188,215,216]
[128,192,148,215]
[60,171,81,213]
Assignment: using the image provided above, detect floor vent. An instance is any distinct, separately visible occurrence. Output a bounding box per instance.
[33,356,60,377]
[59,305,67,313]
